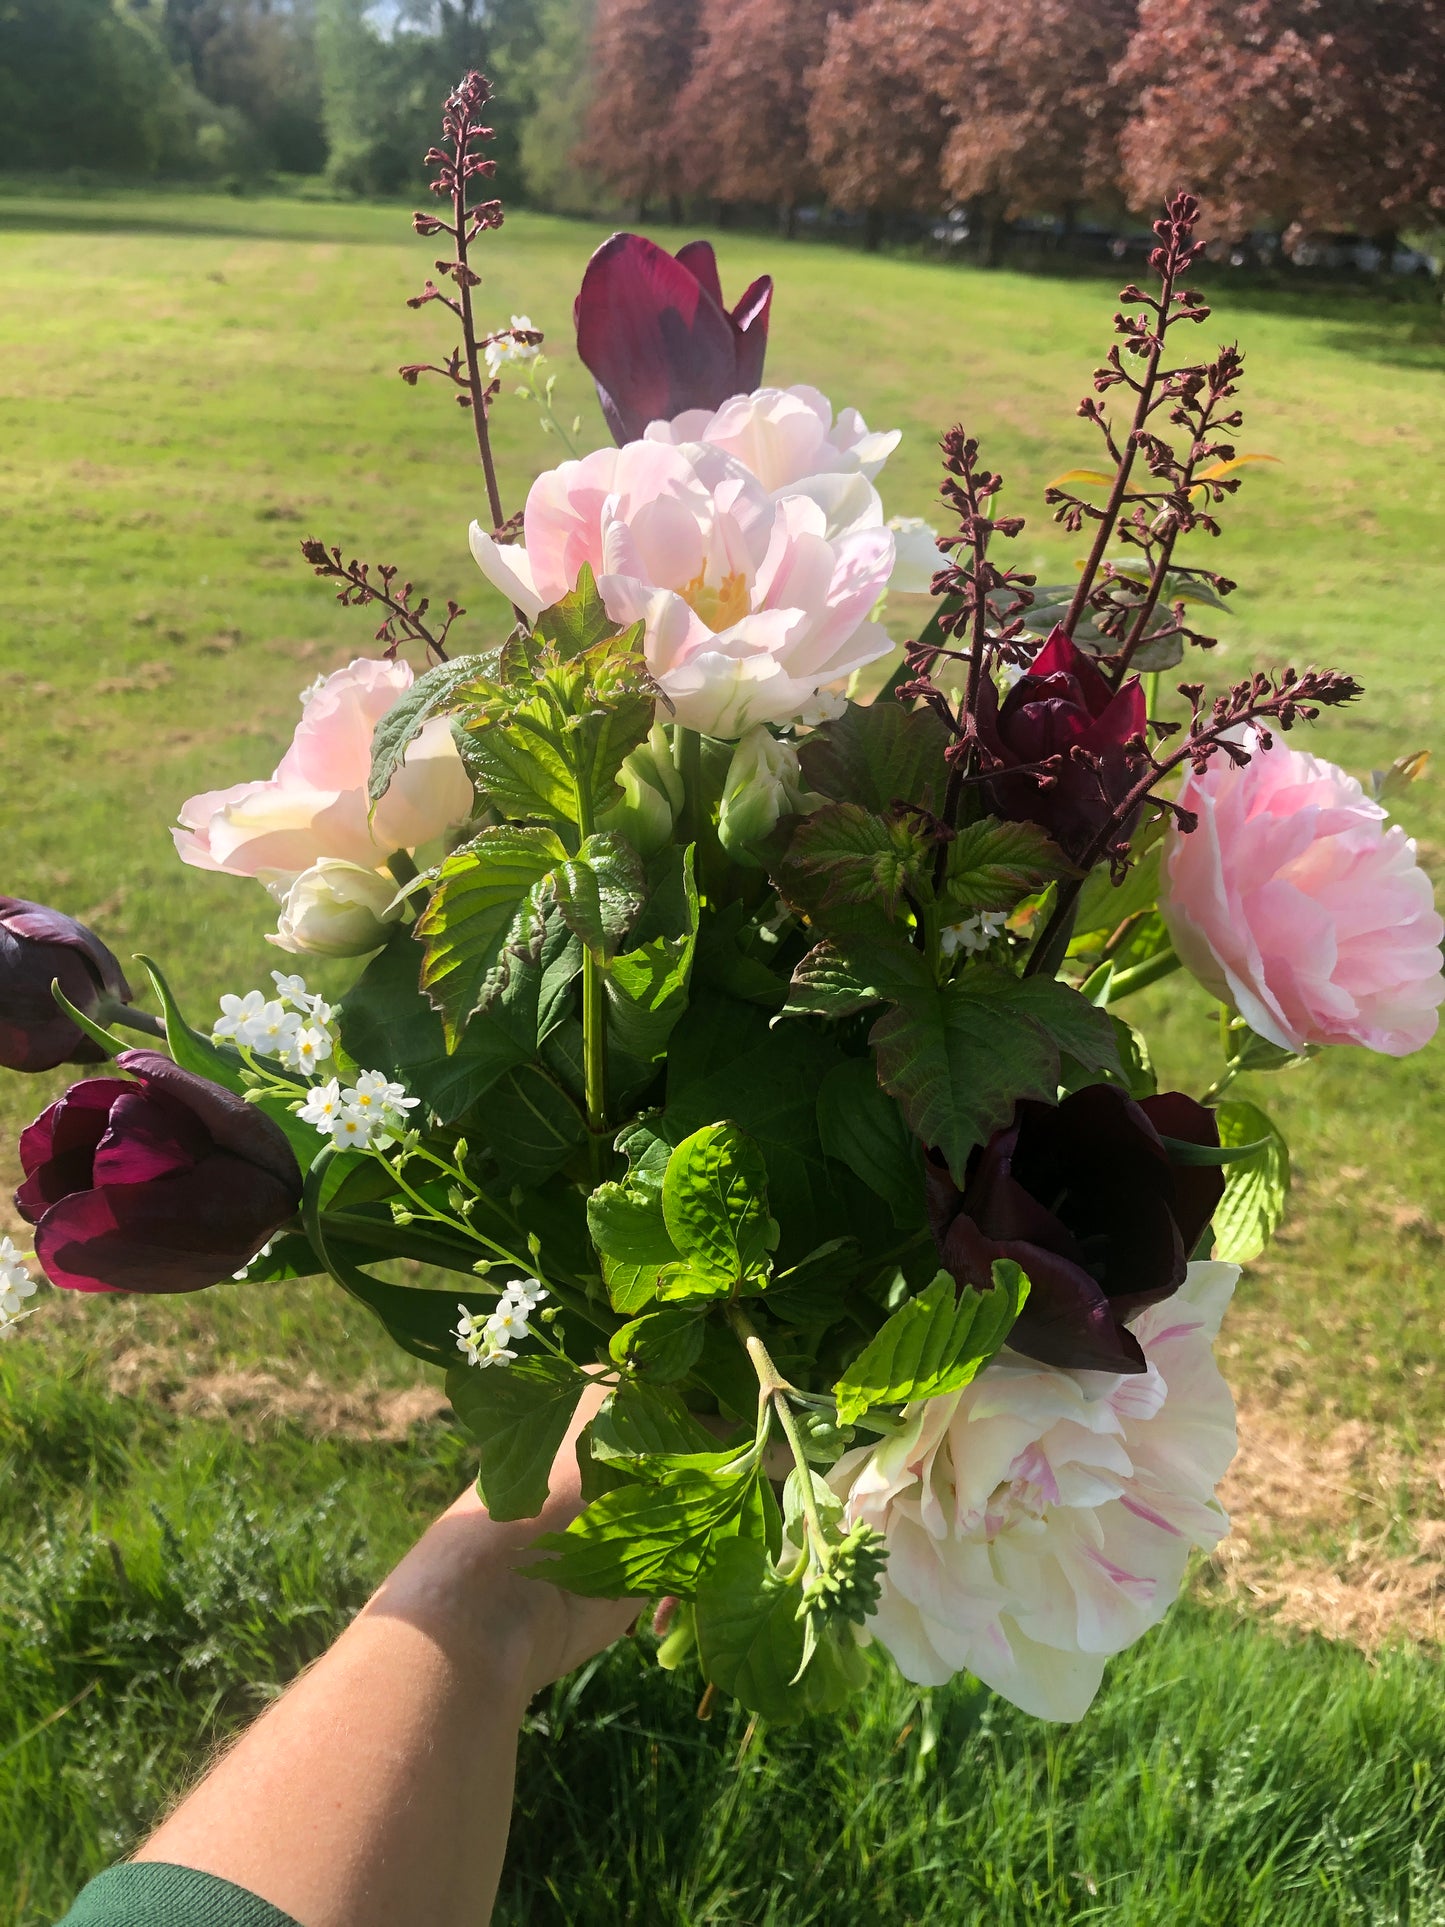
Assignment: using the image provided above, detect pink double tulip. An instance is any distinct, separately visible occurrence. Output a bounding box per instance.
[469,439,895,738]
[1161,734,1444,1056]
[175,659,473,882]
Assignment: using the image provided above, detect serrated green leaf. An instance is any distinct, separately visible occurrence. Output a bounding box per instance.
[589,1382,723,1461]
[816,1058,924,1228]
[447,1353,586,1522]
[798,700,951,814]
[472,1061,588,1186]
[695,1539,865,1722]
[944,819,1071,913]
[605,845,699,1095]
[1211,1099,1290,1263]
[525,1465,760,1598]
[782,941,883,1019]
[586,1180,678,1313]
[552,832,646,961]
[533,563,621,659]
[608,1307,706,1381]
[415,825,566,1047]
[780,803,928,918]
[368,652,494,808]
[833,1262,1029,1426]
[662,1123,774,1286]
[871,968,1119,1181]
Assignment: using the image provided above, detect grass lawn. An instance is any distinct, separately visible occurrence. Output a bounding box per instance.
[1,184,1444,1923]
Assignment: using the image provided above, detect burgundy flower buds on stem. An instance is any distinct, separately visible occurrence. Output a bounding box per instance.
[927,1085,1225,1374]
[574,233,773,445]
[975,629,1150,864]
[16,1051,303,1294]
[0,897,134,1073]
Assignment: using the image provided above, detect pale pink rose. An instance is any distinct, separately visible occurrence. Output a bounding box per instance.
[644,384,901,492]
[174,659,474,880]
[469,438,895,738]
[830,1262,1239,1722]
[1160,733,1444,1056]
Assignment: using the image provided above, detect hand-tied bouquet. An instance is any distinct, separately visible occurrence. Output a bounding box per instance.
[5,75,1443,1726]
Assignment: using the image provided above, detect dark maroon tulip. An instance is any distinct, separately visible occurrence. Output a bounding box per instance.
[977,628,1150,861]
[927,1084,1225,1374]
[15,1050,302,1295]
[0,897,133,1073]
[574,232,772,445]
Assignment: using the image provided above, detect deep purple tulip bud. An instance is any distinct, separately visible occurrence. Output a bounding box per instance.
[0,897,134,1073]
[977,628,1151,861]
[15,1050,302,1295]
[574,232,772,445]
[927,1084,1225,1374]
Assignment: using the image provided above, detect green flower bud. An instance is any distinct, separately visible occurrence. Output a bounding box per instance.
[717,725,824,862]
[800,1521,888,1628]
[598,722,685,856]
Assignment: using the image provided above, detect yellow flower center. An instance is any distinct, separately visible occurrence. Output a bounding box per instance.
[681,567,749,633]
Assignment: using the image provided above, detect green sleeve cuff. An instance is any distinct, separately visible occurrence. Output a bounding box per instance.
[57,1863,302,1927]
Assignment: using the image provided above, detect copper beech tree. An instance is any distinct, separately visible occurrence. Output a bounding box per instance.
[671,0,854,231]
[578,0,701,217]
[937,0,1138,251]
[806,0,959,245]
[1117,0,1445,242]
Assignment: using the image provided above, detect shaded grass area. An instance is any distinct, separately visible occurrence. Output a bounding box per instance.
[2,188,1445,1920]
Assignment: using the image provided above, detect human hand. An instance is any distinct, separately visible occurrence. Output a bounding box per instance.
[382,1381,638,1703]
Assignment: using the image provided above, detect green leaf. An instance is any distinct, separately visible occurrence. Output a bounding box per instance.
[695,1540,865,1722]
[552,832,646,962]
[870,968,1119,1182]
[533,563,620,660]
[587,1180,677,1313]
[782,941,885,1019]
[233,1231,323,1283]
[473,1062,588,1186]
[694,1540,809,1720]
[777,804,928,919]
[944,820,1071,913]
[337,930,528,1124]
[1211,1099,1290,1263]
[1072,847,1162,940]
[589,1382,723,1461]
[693,901,789,1010]
[662,1123,774,1287]
[606,845,699,1092]
[138,954,247,1094]
[368,652,494,808]
[798,700,951,814]
[415,825,567,1047]
[816,1059,924,1228]
[665,994,858,1266]
[608,1307,706,1382]
[833,1262,1029,1427]
[447,1353,586,1522]
[526,1465,760,1598]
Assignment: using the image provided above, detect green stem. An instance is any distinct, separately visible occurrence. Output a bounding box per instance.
[1103,945,1183,1002]
[729,1307,829,1554]
[386,849,420,888]
[94,997,165,1041]
[582,955,606,1137]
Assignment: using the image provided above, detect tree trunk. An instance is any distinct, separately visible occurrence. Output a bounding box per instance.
[864,205,884,252]
[779,200,797,240]
[667,193,683,226]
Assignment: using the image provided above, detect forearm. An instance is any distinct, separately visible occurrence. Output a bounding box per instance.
[133,1388,635,1927]
[135,1515,534,1927]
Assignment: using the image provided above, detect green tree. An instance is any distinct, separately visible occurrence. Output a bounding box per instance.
[513,0,606,212]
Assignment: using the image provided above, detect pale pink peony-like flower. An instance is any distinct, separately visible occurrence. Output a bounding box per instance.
[469,438,895,738]
[644,384,901,492]
[1160,734,1444,1057]
[830,1262,1239,1722]
[174,659,473,882]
